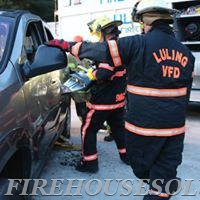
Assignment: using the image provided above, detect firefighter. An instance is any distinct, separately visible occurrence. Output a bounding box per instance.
[70,35,113,138]
[69,35,113,136]
[47,0,195,198]
[77,16,129,172]
[79,16,129,172]
[87,16,117,142]
[51,16,129,173]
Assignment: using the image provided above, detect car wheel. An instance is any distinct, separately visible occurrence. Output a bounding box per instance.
[0,146,32,200]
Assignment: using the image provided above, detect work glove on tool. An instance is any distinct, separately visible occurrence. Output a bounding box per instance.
[87,68,96,81]
[48,39,69,51]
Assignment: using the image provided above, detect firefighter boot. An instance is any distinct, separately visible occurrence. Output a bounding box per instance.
[119,153,130,165]
[75,159,99,173]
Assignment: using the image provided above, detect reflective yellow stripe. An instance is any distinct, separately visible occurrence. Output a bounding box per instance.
[84,154,98,161]
[99,63,114,71]
[118,148,126,154]
[127,85,187,97]
[86,101,125,110]
[125,121,185,137]
[71,42,82,59]
[149,189,169,197]
[107,40,122,67]
[82,109,96,157]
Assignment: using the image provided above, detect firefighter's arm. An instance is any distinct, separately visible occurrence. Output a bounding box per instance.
[47,39,70,51]
[73,42,114,66]
[47,39,118,68]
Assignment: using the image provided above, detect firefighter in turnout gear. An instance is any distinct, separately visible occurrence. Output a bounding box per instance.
[48,0,195,197]
[50,16,129,173]
[77,16,129,172]
[87,16,120,142]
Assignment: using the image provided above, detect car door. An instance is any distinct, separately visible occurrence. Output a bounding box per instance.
[22,20,63,159]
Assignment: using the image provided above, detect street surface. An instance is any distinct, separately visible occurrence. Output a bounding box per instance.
[35,101,200,200]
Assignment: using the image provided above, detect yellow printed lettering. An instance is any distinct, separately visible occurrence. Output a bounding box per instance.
[154,49,188,68]
[162,65,180,78]
[174,67,180,78]
[162,65,168,77]
[175,51,183,63]
[168,66,174,77]
[160,49,167,60]
[181,56,188,67]
[153,52,162,63]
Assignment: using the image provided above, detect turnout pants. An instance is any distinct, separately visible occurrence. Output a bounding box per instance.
[125,131,185,195]
[81,107,126,162]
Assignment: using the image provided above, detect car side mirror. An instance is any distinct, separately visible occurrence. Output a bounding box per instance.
[22,44,68,78]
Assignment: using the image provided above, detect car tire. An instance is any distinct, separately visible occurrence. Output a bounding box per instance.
[0,146,32,200]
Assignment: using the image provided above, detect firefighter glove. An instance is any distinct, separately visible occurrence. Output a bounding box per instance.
[47,39,69,51]
[87,68,96,81]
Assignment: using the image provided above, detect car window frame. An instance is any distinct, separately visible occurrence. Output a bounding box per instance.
[23,20,49,63]
[0,16,15,74]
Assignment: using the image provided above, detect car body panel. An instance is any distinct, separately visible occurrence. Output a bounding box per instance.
[0,61,29,172]
[0,10,70,187]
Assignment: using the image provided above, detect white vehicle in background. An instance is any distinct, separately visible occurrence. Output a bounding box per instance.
[171,0,200,102]
[55,0,200,102]
[55,0,141,40]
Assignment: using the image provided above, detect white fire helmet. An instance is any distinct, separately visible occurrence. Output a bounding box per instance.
[132,0,179,25]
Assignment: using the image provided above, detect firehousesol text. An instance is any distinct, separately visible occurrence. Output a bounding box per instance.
[4,178,200,196]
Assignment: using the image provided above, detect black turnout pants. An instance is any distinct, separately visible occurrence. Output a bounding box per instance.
[125,131,185,194]
[81,107,125,160]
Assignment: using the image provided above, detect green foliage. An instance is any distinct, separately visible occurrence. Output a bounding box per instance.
[0,0,54,22]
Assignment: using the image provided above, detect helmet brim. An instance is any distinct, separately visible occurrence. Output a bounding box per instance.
[137,7,179,15]
[101,20,123,30]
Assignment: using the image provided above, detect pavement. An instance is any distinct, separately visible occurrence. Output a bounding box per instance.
[35,101,200,200]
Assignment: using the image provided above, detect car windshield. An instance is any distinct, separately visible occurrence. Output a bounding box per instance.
[0,16,12,62]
